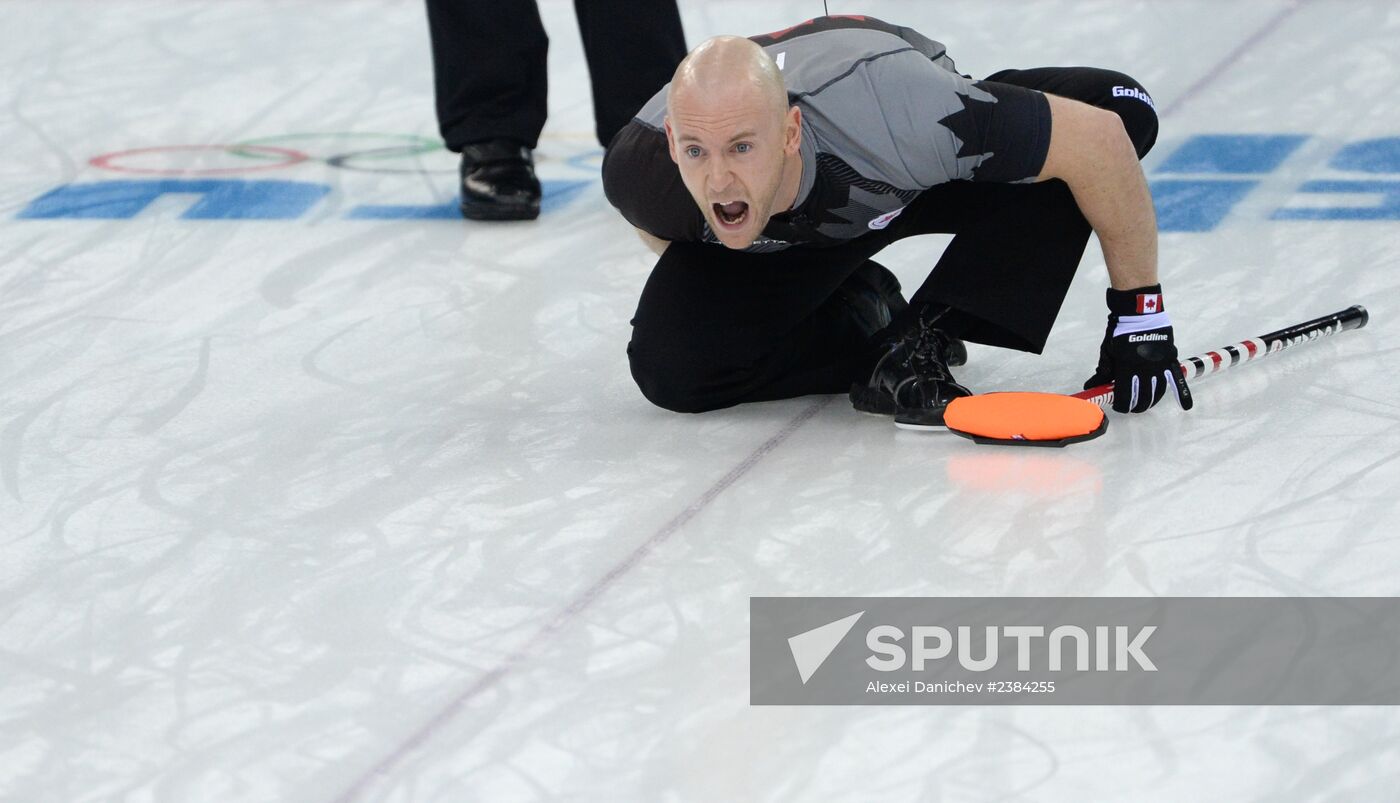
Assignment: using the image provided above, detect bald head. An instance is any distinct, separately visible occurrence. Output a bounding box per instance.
[668,36,788,118]
[661,35,804,250]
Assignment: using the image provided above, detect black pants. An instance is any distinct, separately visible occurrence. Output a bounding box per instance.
[627,67,1160,413]
[425,0,686,150]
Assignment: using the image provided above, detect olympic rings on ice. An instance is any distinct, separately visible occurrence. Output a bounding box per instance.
[90,133,449,176]
[88,134,598,178]
[90,145,309,175]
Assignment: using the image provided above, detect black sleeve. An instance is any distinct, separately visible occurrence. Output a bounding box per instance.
[602,121,705,242]
[959,80,1052,183]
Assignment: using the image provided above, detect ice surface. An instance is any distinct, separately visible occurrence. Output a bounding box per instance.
[2,1,1398,801]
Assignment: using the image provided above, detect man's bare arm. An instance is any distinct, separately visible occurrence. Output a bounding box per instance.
[1037,94,1157,290]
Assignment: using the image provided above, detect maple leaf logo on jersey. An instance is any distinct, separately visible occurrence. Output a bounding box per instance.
[936,88,1002,180]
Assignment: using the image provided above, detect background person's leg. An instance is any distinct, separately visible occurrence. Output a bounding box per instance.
[426,0,549,220]
[425,0,549,150]
[574,0,686,148]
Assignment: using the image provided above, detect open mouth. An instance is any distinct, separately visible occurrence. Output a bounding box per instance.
[712,201,749,229]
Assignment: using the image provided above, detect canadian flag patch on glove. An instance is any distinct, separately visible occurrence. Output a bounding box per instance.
[1084,284,1193,414]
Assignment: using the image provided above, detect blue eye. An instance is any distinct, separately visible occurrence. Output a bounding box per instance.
[735,143,752,153]
[686,146,702,158]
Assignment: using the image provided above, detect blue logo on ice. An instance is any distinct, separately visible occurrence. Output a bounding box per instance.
[1150,134,1400,231]
[11,136,599,221]
[11,134,1400,229]
[17,179,590,221]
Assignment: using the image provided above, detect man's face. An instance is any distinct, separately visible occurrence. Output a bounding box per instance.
[665,85,798,250]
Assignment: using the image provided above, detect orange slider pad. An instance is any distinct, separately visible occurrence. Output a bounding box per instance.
[943,392,1108,447]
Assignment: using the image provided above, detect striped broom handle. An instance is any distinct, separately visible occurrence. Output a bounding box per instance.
[1073,305,1370,408]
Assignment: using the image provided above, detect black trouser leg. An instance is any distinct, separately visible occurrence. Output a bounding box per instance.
[628,241,893,412]
[986,67,1160,157]
[425,0,549,150]
[574,0,686,148]
[891,178,1095,353]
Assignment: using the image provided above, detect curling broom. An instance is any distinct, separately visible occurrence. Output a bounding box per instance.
[1074,304,1369,408]
[931,305,1370,446]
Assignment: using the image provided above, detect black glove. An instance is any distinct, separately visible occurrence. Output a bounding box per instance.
[1084,284,1193,414]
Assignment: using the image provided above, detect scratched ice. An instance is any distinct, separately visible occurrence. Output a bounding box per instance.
[2,1,1399,801]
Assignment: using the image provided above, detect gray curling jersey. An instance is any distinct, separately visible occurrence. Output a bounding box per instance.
[602,15,1052,252]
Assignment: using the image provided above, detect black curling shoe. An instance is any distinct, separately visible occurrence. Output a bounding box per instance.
[459,139,541,221]
[849,316,973,429]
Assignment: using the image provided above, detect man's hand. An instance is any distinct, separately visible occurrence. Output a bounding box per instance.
[1084,285,1193,414]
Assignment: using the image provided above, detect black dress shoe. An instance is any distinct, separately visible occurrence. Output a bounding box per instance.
[459,139,541,221]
